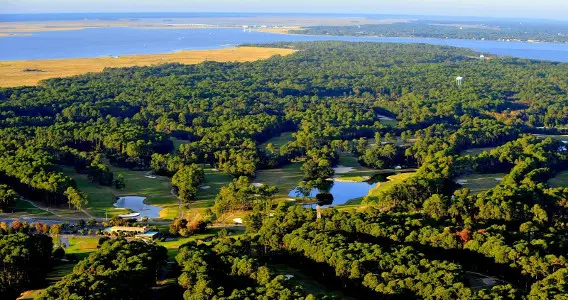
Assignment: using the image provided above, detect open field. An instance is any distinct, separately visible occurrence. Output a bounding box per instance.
[548,170,568,188]
[454,173,507,194]
[61,166,177,219]
[0,47,297,87]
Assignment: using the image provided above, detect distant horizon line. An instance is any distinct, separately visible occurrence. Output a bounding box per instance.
[0,11,566,23]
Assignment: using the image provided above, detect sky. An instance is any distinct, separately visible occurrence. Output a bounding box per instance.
[2,0,568,20]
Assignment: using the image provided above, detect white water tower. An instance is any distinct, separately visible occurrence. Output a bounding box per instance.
[456,76,464,87]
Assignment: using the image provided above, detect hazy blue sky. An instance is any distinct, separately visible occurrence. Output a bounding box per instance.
[2,0,568,20]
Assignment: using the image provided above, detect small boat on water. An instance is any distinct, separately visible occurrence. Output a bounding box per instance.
[118,212,141,219]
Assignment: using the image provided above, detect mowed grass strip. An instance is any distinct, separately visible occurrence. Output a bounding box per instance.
[0,47,297,87]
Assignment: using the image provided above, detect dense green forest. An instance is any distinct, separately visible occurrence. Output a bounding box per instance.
[290,20,568,43]
[1,41,568,298]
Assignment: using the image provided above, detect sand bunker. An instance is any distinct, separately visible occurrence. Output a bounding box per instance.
[333,165,355,174]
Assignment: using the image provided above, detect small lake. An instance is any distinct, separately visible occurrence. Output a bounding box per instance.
[2,27,568,62]
[113,196,162,219]
[288,177,387,207]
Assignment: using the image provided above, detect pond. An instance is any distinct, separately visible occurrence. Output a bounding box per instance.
[113,196,162,219]
[288,173,393,207]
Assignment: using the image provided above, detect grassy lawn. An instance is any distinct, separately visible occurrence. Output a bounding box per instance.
[548,170,568,188]
[454,173,507,194]
[366,172,415,200]
[259,132,295,149]
[56,236,100,259]
[61,166,177,219]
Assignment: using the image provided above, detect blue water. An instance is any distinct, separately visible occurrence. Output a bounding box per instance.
[288,181,377,207]
[2,27,568,62]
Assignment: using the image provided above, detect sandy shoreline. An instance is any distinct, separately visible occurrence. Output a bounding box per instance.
[0,16,407,36]
[0,47,297,87]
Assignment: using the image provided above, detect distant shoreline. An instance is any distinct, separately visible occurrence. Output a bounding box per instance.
[0,16,393,36]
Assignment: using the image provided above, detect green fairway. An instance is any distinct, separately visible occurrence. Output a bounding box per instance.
[376,114,398,127]
[459,146,497,156]
[61,166,177,219]
[533,134,568,142]
[366,172,415,200]
[259,131,295,149]
[55,236,100,259]
[170,137,189,154]
[335,155,381,178]
[548,170,568,188]
[336,197,365,211]
[12,199,52,216]
[255,162,304,200]
[193,168,233,209]
[267,263,355,299]
[157,228,244,259]
[454,173,507,194]
[18,263,76,299]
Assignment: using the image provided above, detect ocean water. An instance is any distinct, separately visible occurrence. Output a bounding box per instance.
[1,27,568,62]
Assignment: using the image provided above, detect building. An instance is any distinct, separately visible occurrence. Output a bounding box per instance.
[106,226,148,234]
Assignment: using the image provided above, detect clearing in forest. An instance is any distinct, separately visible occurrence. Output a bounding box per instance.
[454,173,507,194]
[548,170,568,188]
